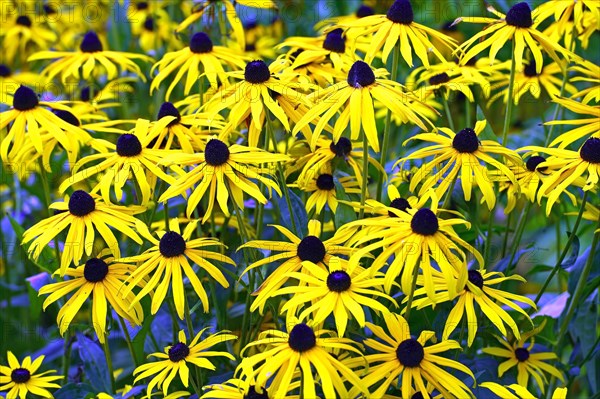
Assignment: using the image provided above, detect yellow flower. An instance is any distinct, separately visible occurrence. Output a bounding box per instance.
[39,251,144,343]
[0,352,61,399]
[158,137,288,222]
[150,32,247,99]
[134,329,236,398]
[339,0,458,67]
[398,120,522,210]
[482,382,568,399]
[546,97,599,148]
[22,190,145,275]
[120,218,233,319]
[294,167,361,216]
[240,321,367,398]
[0,14,56,62]
[349,312,475,398]
[409,268,536,347]
[483,332,564,393]
[28,31,153,83]
[454,2,574,73]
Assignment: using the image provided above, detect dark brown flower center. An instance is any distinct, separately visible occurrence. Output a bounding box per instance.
[396,338,424,367]
[505,2,533,28]
[159,231,186,258]
[452,128,479,153]
[389,197,411,216]
[523,60,541,77]
[245,60,271,84]
[13,85,39,111]
[323,28,345,53]
[116,134,143,157]
[316,174,335,191]
[189,32,213,53]
[68,190,96,217]
[11,368,31,383]
[429,72,451,85]
[466,269,484,291]
[54,110,81,126]
[356,5,374,18]
[288,323,316,352]
[0,64,11,77]
[526,155,547,172]
[330,137,352,158]
[157,102,181,126]
[347,61,375,88]
[16,15,32,27]
[580,137,600,164]
[515,347,530,362]
[411,208,438,236]
[327,270,351,292]
[168,342,190,362]
[84,258,109,282]
[244,386,269,399]
[204,139,230,166]
[387,0,414,24]
[80,31,103,52]
[297,235,326,264]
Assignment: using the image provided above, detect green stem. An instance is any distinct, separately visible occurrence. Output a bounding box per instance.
[505,201,532,275]
[184,300,203,393]
[500,210,513,259]
[442,95,455,132]
[163,200,170,231]
[501,40,517,146]
[403,263,420,322]
[556,217,600,350]
[534,191,589,305]
[38,159,61,267]
[465,94,472,127]
[61,333,72,385]
[117,316,139,367]
[483,201,497,264]
[376,42,401,201]
[442,175,457,210]
[359,132,369,220]
[102,339,116,393]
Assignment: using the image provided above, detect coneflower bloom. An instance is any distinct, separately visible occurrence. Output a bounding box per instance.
[349,312,475,398]
[295,167,361,216]
[159,137,288,222]
[134,329,236,398]
[293,60,432,152]
[546,97,599,148]
[150,32,247,99]
[58,118,183,205]
[344,192,483,299]
[204,59,308,148]
[239,220,355,313]
[120,218,233,319]
[0,86,90,163]
[398,120,522,210]
[22,190,145,275]
[482,382,568,399]
[454,2,573,73]
[0,352,61,399]
[484,333,564,393]
[240,321,367,398]
[0,14,56,62]
[409,268,536,346]
[338,0,458,67]
[39,251,144,343]
[28,31,153,83]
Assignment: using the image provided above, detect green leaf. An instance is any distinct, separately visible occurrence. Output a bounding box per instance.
[130,299,156,365]
[7,214,56,273]
[276,189,308,237]
[76,333,112,394]
[53,383,96,399]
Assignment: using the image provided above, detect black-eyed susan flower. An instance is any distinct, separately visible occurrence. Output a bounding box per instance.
[288,137,383,187]
[295,168,361,216]
[201,375,294,399]
[204,60,308,148]
[293,60,432,152]
[409,268,536,347]
[158,137,288,222]
[137,14,179,53]
[0,85,91,163]
[147,102,225,153]
[120,218,233,319]
[399,120,522,210]
[0,352,61,399]
[239,220,355,313]
[344,192,483,298]
[176,0,277,50]
[454,2,573,73]
[571,59,600,104]
[537,0,600,50]
[339,0,458,67]
[0,64,46,103]
[350,312,474,398]
[483,333,564,393]
[58,118,183,205]
[274,258,396,336]
[523,137,600,214]
[482,382,568,399]
[38,251,144,343]
[150,32,247,99]
[133,329,236,398]
[409,68,476,103]
[0,14,56,62]
[240,321,367,398]
[488,59,577,105]
[546,97,599,148]
[22,190,145,275]
[28,31,153,83]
